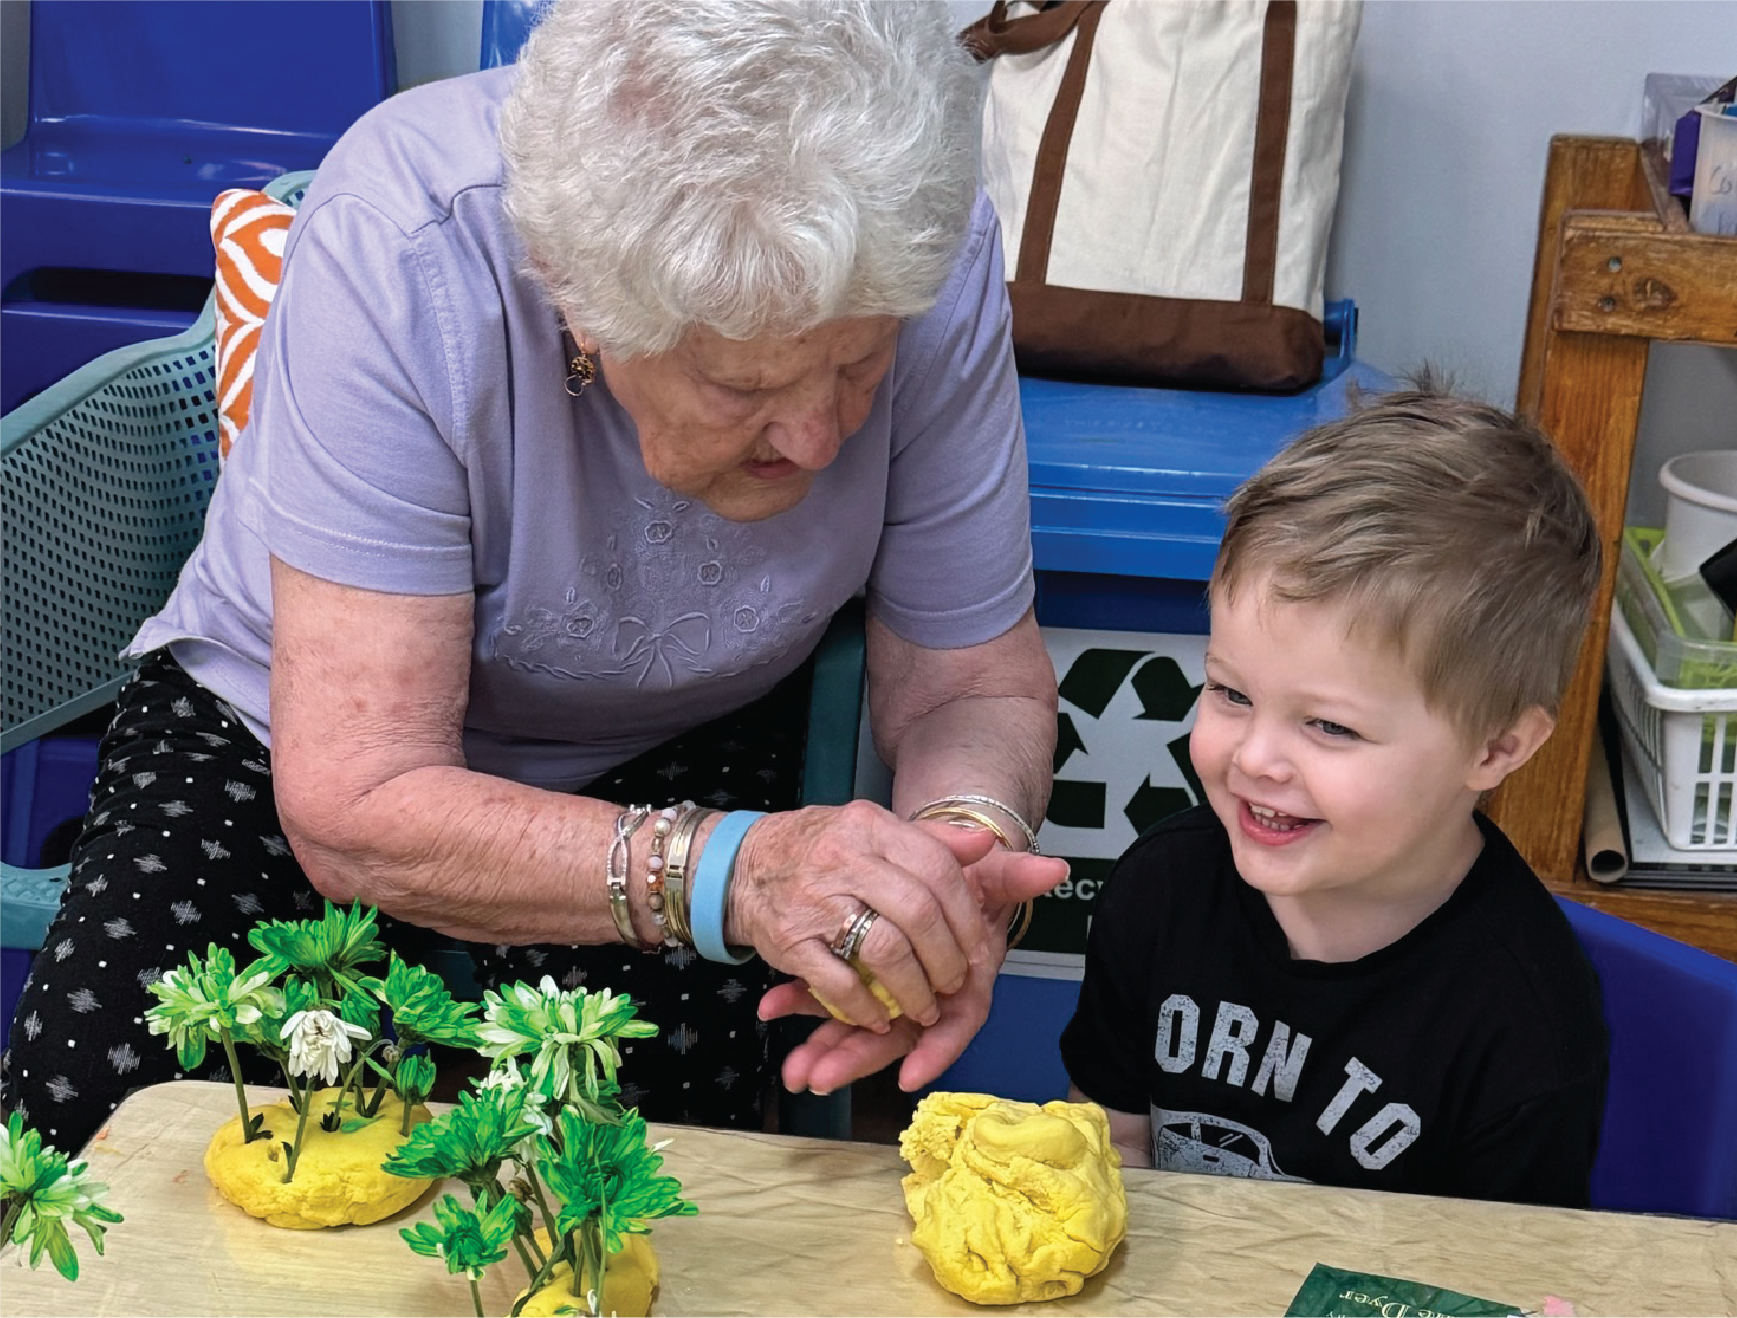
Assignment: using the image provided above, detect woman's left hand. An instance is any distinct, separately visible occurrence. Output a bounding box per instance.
[759,823,1067,1095]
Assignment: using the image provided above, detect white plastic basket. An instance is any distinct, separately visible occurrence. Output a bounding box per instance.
[1608,606,1737,851]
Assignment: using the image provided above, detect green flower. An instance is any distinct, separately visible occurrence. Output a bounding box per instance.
[477,1059,554,1160]
[1,1113,124,1282]
[538,1108,695,1255]
[370,952,483,1049]
[478,977,656,1117]
[400,1192,521,1280]
[381,1087,541,1183]
[143,945,280,1069]
[247,901,385,998]
[395,1051,438,1107]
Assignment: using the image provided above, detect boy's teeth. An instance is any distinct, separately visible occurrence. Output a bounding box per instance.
[1249,803,1307,831]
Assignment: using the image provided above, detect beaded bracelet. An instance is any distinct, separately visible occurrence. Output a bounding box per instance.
[643,801,695,952]
[661,806,714,950]
[908,794,1041,854]
[606,805,653,951]
[690,809,763,965]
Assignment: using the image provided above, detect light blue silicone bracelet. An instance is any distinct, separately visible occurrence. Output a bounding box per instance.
[690,809,764,964]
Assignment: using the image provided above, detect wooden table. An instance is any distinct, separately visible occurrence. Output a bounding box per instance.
[3,1082,1733,1316]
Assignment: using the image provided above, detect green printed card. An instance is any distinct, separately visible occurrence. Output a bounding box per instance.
[1285,1263,1523,1317]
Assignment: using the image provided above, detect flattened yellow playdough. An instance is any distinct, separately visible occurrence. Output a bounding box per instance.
[809,959,903,1022]
[203,1088,434,1229]
[518,1231,659,1317]
[900,1091,1127,1305]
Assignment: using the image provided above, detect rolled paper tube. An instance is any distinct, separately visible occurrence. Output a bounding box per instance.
[1582,733,1629,884]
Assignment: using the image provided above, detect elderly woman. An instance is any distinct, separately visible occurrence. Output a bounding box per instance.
[2,0,1065,1152]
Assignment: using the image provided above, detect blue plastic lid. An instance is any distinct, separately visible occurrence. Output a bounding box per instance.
[1025,300,1397,583]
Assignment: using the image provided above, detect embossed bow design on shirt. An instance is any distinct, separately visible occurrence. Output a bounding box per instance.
[614,612,715,687]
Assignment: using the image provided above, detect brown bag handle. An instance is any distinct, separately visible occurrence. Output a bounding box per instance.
[961,0,1101,61]
[1000,0,1297,307]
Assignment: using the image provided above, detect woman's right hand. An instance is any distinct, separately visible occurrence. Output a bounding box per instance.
[725,801,1000,1031]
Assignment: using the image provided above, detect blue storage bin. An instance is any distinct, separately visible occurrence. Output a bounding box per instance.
[935,303,1398,1102]
[1,733,101,1030]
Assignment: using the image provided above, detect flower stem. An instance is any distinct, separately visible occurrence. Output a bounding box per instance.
[1,1196,22,1248]
[327,1043,375,1128]
[219,1028,258,1143]
[578,1217,606,1318]
[508,1219,542,1284]
[522,1162,562,1251]
[467,1275,485,1318]
[508,1234,567,1318]
[283,1082,314,1183]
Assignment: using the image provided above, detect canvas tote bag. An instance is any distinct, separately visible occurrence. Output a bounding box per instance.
[966,0,1362,391]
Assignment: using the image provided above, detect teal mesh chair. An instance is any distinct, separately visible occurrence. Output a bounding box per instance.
[1,168,869,1134]
[2,171,313,971]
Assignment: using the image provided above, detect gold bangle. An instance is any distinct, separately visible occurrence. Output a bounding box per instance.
[913,803,1015,851]
[909,794,1040,853]
[916,807,1036,948]
[1006,898,1034,950]
[607,806,653,952]
[662,806,712,950]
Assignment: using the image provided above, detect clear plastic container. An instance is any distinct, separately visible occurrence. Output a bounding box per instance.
[1615,528,1737,691]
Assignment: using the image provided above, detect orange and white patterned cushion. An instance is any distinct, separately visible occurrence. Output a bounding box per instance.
[210,188,296,460]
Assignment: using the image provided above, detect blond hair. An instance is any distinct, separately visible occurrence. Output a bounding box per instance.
[1212,388,1602,741]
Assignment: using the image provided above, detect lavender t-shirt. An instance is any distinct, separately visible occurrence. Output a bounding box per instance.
[130,67,1035,792]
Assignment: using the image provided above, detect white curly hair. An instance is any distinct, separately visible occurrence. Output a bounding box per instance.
[499,0,982,357]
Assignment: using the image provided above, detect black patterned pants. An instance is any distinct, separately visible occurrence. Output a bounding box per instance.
[2,650,810,1153]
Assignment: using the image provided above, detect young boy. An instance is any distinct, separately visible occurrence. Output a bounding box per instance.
[1060,389,1610,1209]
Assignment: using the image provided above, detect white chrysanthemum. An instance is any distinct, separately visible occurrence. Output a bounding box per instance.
[280,1009,369,1085]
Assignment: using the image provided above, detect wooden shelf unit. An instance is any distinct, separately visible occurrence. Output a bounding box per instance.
[1482,135,1737,964]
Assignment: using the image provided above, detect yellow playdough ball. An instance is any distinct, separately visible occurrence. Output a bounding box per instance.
[899,1091,1127,1305]
[808,959,903,1022]
[518,1231,660,1317]
[203,1088,434,1229]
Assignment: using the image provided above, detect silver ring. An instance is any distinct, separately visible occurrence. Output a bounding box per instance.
[830,907,879,963]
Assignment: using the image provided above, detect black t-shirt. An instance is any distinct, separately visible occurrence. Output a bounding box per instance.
[1061,805,1608,1208]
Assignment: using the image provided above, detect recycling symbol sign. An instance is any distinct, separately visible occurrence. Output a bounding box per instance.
[1012,626,1209,977]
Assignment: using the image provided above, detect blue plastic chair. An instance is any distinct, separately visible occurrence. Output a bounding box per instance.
[0,0,396,411]
[479,0,550,69]
[1557,897,1737,1220]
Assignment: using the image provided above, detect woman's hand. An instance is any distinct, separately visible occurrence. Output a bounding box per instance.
[758,822,1068,1095]
[727,801,1005,1031]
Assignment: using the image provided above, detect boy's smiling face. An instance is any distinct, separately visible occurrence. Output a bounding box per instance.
[1188,575,1540,956]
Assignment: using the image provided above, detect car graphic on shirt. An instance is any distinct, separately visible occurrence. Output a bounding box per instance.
[1150,1108,1310,1183]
